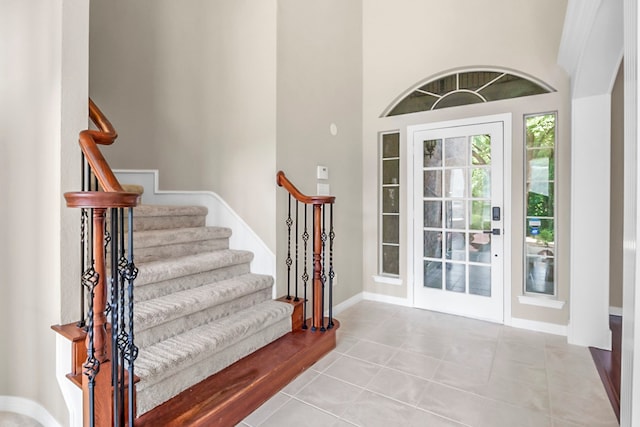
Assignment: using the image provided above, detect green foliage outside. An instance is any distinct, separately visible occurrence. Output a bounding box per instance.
[526,114,556,245]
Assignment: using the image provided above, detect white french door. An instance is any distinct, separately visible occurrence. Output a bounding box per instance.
[412,120,505,323]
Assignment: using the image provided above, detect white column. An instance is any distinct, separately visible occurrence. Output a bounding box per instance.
[568,94,612,349]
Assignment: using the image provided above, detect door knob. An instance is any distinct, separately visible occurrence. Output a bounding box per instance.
[483,229,501,236]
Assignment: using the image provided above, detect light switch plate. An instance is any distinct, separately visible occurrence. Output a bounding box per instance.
[317,165,329,180]
[317,183,330,195]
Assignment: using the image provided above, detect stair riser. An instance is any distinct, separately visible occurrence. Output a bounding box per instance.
[135,238,229,263]
[136,317,292,415]
[135,263,250,302]
[136,288,272,348]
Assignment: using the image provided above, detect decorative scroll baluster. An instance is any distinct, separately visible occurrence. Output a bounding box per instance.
[320,206,327,332]
[124,208,139,427]
[285,195,293,299]
[294,201,300,301]
[301,206,309,329]
[328,204,335,329]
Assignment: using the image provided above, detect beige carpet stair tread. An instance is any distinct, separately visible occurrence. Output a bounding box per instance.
[134,204,208,218]
[133,226,231,249]
[135,249,254,287]
[135,299,293,386]
[135,273,273,332]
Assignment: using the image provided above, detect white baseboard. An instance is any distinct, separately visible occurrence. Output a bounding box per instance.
[610,306,623,316]
[508,317,568,336]
[331,292,364,316]
[362,291,412,307]
[0,396,61,427]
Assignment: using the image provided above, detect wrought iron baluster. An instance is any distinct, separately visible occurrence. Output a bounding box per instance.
[295,201,299,301]
[285,195,293,299]
[320,205,327,332]
[109,208,121,426]
[328,204,335,329]
[82,263,100,427]
[301,205,309,329]
[124,208,138,427]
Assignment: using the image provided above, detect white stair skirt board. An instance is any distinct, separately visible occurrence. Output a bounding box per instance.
[114,169,276,297]
[0,395,62,427]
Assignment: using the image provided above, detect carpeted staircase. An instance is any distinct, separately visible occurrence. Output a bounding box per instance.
[128,204,293,415]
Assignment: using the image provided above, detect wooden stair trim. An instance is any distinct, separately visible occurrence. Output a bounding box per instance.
[136,319,339,427]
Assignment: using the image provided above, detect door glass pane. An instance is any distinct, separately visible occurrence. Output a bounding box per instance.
[424,170,442,197]
[424,231,442,258]
[471,134,491,165]
[469,265,491,296]
[383,159,399,184]
[445,232,466,261]
[445,137,468,167]
[445,263,466,293]
[383,187,399,213]
[525,218,554,295]
[424,260,442,289]
[382,245,399,275]
[424,201,442,228]
[382,215,399,244]
[526,183,554,217]
[445,200,465,229]
[469,232,491,263]
[469,201,491,231]
[382,133,399,157]
[423,139,442,167]
[471,168,491,198]
[445,169,466,198]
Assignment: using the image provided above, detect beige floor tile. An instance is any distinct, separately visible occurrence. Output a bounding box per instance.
[432,360,491,393]
[477,400,551,427]
[294,373,364,417]
[342,390,463,427]
[495,340,547,368]
[401,331,454,360]
[490,355,548,387]
[345,339,397,365]
[334,331,360,354]
[365,366,430,406]
[242,392,290,426]
[384,348,441,380]
[417,380,496,426]
[311,350,341,372]
[480,375,550,413]
[259,398,350,427]
[323,354,382,387]
[443,337,497,368]
[281,367,320,396]
[549,388,618,427]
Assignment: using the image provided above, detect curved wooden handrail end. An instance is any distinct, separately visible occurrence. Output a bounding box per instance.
[276,171,335,204]
[64,191,140,209]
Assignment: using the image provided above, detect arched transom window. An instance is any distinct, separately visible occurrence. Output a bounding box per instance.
[386,70,554,117]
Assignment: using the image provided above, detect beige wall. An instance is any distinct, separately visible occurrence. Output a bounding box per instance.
[0,0,79,424]
[276,0,363,304]
[362,0,571,324]
[610,62,624,310]
[90,0,278,251]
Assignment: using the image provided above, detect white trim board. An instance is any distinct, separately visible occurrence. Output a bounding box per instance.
[0,396,61,427]
[507,317,568,337]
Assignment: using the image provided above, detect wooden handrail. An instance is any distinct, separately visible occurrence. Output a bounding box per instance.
[276,171,335,205]
[78,99,125,193]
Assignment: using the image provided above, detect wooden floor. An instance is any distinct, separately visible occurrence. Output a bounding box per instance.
[589,315,621,423]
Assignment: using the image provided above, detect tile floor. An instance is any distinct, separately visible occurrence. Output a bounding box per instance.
[239,300,618,427]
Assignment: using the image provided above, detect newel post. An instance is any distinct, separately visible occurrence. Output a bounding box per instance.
[312,203,323,331]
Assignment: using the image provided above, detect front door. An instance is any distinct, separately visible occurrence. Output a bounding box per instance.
[412,120,505,323]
